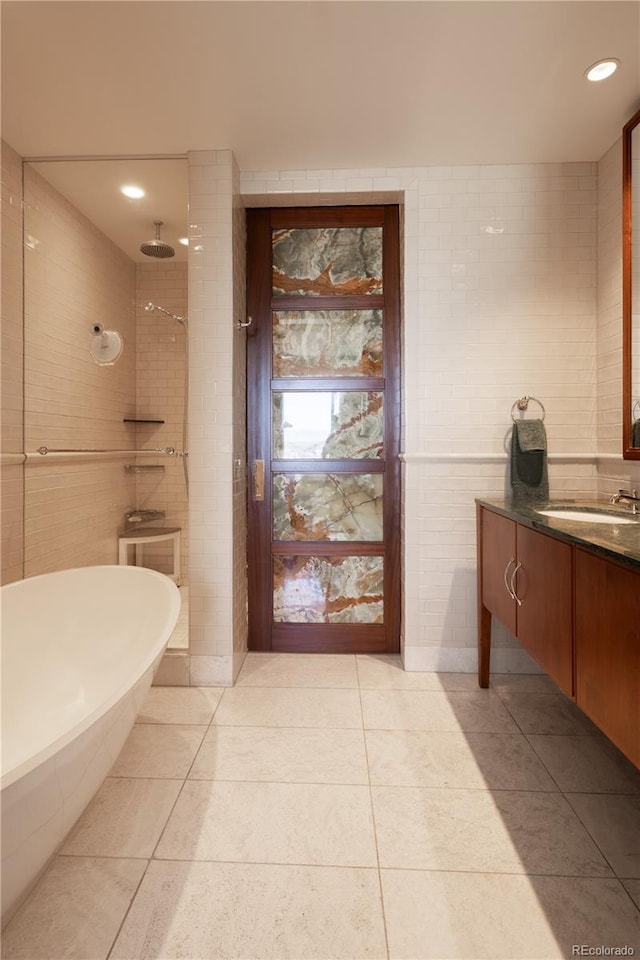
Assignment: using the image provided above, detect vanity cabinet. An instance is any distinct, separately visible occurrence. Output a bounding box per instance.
[575,549,640,768]
[478,506,573,696]
[477,500,640,770]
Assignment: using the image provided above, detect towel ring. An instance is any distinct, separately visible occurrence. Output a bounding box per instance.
[633,399,640,423]
[510,395,546,423]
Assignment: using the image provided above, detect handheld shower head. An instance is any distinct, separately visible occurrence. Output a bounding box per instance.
[140,220,175,259]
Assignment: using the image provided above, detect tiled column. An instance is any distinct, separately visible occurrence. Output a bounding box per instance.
[188,150,242,685]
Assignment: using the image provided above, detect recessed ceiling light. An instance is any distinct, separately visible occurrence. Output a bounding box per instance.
[121,185,145,199]
[585,58,620,82]
[178,237,189,246]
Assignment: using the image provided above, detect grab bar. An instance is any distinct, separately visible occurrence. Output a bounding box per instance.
[36,446,176,456]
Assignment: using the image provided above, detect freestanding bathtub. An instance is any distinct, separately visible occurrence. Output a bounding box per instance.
[0,564,181,925]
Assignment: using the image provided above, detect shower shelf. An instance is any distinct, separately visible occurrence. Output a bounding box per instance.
[123,418,165,424]
[124,464,165,474]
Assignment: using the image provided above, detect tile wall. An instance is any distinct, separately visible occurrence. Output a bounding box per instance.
[0,141,24,584]
[239,161,601,671]
[187,151,248,686]
[22,164,137,576]
[134,262,189,579]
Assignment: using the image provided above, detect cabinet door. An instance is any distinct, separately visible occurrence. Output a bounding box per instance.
[575,549,640,768]
[515,525,573,696]
[480,508,517,635]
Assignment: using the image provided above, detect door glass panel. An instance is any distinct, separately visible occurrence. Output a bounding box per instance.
[273,555,384,623]
[272,227,383,296]
[273,310,383,378]
[273,473,383,541]
[273,391,383,459]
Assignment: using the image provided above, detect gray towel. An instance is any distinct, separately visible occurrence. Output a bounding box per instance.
[510,419,549,501]
[633,419,640,448]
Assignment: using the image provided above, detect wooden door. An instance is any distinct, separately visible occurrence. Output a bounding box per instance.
[246,206,401,653]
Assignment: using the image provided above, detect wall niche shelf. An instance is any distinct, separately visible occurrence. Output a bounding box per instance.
[123,418,165,424]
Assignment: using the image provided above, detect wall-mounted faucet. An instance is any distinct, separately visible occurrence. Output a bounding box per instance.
[609,489,639,514]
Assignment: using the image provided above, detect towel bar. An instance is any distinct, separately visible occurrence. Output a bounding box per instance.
[510,396,545,422]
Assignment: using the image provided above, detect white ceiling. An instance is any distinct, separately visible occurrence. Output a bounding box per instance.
[3,1,640,260]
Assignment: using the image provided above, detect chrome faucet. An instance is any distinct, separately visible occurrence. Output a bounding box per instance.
[609,489,639,514]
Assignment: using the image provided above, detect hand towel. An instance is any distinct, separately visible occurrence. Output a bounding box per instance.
[510,418,549,501]
[633,419,640,449]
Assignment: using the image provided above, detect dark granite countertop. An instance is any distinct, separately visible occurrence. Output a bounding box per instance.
[476,499,640,571]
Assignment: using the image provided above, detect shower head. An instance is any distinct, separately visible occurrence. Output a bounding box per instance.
[145,302,187,326]
[140,220,175,259]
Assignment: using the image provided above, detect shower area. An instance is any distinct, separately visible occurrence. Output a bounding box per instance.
[18,156,190,651]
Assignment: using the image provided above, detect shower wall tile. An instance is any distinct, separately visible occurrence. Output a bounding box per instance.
[1,140,24,584]
[134,262,189,580]
[21,164,137,577]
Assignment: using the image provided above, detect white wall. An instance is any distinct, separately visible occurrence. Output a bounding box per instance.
[188,155,610,680]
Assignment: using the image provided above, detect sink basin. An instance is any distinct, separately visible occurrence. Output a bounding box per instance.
[538,508,636,525]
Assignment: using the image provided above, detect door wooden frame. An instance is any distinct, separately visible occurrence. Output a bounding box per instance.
[246,205,401,653]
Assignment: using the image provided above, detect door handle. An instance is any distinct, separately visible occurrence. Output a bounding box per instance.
[510,561,523,606]
[503,557,516,599]
[253,459,265,501]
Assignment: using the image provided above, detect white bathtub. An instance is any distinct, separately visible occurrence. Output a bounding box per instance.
[0,565,181,924]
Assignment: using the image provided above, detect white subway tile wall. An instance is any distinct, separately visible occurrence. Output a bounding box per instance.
[239,161,600,670]
[22,164,137,576]
[188,151,245,685]
[1,141,24,584]
[134,262,189,579]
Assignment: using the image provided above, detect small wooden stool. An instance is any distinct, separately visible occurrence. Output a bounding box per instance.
[118,527,181,584]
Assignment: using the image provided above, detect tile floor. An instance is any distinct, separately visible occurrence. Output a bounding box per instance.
[2,654,640,959]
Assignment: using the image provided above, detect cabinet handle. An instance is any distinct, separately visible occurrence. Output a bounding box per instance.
[510,561,523,606]
[503,557,516,599]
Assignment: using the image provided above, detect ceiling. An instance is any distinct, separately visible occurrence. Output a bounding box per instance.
[3,1,640,261]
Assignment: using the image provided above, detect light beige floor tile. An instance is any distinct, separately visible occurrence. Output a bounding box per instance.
[528,735,640,794]
[356,656,479,691]
[110,860,387,960]
[213,686,363,728]
[1,856,146,960]
[190,725,369,783]
[373,786,612,876]
[361,689,518,732]
[624,879,640,910]
[136,686,223,724]
[499,692,600,735]
[237,653,358,688]
[156,779,378,866]
[109,724,207,779]
[60,778,182,858]
[381,870,640,960]
[566,793,640,878]
[365,729,557,790]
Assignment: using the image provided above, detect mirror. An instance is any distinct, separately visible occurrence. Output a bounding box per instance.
[623,106,640,458]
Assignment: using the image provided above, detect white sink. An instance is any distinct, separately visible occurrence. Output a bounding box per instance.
[538,509,636,525]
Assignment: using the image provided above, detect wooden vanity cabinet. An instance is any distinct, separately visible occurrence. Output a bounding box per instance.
[575,548,640,769]
[478,505,573,696]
